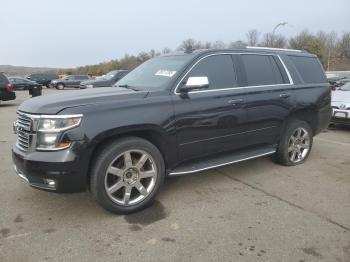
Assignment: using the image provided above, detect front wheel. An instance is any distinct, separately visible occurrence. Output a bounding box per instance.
[276,119,313,166]
[56,83,65,90]
[90,137,165,214]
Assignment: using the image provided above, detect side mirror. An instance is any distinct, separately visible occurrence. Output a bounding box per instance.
[180,76,209,92]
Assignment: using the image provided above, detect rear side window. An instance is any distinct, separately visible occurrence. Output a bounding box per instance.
[288,55,326,83]
[0,74,9,84]
[241,54,285,86]
[187,54,237,90]
[77,76,89,80]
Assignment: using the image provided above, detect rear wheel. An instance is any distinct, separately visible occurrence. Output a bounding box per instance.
[90,137,165,214]
[276,119,313,166]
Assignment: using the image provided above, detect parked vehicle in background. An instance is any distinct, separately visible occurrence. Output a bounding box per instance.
[50,75,91,89]
[80,70,129,88]
[9,77,41,90]
[26,73,59,87]
[335,77,350,88]
[331,82,350,125]
[0,73,15,102]
[12,47,331,214]
[327,76,341,90]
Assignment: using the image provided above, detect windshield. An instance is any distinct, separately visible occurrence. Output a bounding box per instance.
[116,55,193,90]
[339,83,350,91]
[101,71,117,80]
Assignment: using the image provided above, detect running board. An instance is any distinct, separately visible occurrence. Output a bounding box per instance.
[168,146,276,176]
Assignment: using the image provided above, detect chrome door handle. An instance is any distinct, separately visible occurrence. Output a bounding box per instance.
[279,93,291,99]
[228,98,244,105]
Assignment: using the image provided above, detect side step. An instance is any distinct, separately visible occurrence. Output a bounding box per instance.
[168,146,276,176]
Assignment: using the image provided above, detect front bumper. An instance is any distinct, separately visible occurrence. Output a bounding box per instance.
[331,109,350,125]
[12,143,89,193]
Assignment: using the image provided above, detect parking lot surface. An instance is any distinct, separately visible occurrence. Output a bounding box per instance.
[0,89,349,262]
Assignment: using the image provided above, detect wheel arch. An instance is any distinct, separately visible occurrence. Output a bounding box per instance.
[86,125,176,185]
[286,107,318,135]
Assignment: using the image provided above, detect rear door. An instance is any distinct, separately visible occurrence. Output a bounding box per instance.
[239,53,294,147]
[172,54,249,161]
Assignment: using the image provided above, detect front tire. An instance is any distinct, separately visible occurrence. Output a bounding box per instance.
[276,119,313,166]
[90,137,165,214]
[56,83,65,90]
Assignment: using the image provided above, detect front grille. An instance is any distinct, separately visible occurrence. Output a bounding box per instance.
[15,112,33,152]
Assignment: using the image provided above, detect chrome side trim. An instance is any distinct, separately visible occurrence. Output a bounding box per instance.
[173,52,293,95]
[277,55,294,85]
[180,126,277,146]
[168,150,276,176]
[246,46,303,52]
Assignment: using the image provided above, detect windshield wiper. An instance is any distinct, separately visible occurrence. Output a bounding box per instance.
[117,84,140,91]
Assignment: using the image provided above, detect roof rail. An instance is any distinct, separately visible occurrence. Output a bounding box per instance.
[246,46,303,53]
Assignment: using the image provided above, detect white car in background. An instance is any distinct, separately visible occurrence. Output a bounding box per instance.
[331,82,350,125]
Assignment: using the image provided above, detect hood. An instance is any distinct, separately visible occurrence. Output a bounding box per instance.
[19,87,148,114]
[332,90,350,102]
[81,79,111,87]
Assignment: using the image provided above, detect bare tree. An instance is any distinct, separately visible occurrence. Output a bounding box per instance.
[229,40,247,48]
[260,33,286,48]
[246,29,259,46]
[338,32,350,60]
[212,40,226,49]
[177,38,197,52]
[162,47,172,54]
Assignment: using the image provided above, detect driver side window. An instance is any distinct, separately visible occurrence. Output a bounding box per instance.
[186,55,237,90]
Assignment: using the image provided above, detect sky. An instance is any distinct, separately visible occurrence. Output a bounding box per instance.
[1,0,349,68]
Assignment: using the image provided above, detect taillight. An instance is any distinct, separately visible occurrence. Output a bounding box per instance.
[7,83,13,92]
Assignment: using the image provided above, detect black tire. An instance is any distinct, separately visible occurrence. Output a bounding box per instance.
[90,136,165,214]
[275,119,313,166]
[56,83,65,90]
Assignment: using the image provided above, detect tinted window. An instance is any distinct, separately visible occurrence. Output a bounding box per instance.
[241,54,285,86]
[288,55,326,83]
[187,55,237,90]
[76,75,89,80]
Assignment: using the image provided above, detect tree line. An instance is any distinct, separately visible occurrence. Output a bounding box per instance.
[62,29,350,76]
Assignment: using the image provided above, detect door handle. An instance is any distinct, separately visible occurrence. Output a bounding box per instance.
[279,93,291,99]
[228,98,244,105]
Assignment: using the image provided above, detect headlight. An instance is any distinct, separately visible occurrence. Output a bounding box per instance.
[36,115,82,151]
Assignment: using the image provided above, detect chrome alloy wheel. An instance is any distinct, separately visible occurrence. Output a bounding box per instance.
[104,150,157,206]
[288,127,310,163]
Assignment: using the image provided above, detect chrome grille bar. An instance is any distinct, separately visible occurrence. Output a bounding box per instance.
[15,112,34,152]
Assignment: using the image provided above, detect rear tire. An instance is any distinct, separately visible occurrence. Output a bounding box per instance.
[276,119,313,166]
[90,137,165,214]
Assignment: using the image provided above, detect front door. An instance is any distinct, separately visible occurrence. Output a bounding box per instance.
[172,54,249,162]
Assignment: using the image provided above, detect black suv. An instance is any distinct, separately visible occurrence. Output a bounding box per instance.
[12,48,331,214]
[26,73,59,87]
[50,75,91,89]
[80,70,129,88]
[0,73,15,102]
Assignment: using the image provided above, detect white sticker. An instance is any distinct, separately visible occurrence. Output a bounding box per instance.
[155,70,176,77]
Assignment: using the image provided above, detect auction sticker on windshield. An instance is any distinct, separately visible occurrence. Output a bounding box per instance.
[155,70,176,77]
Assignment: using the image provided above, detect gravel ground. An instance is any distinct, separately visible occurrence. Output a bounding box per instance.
[0,89,349,262]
